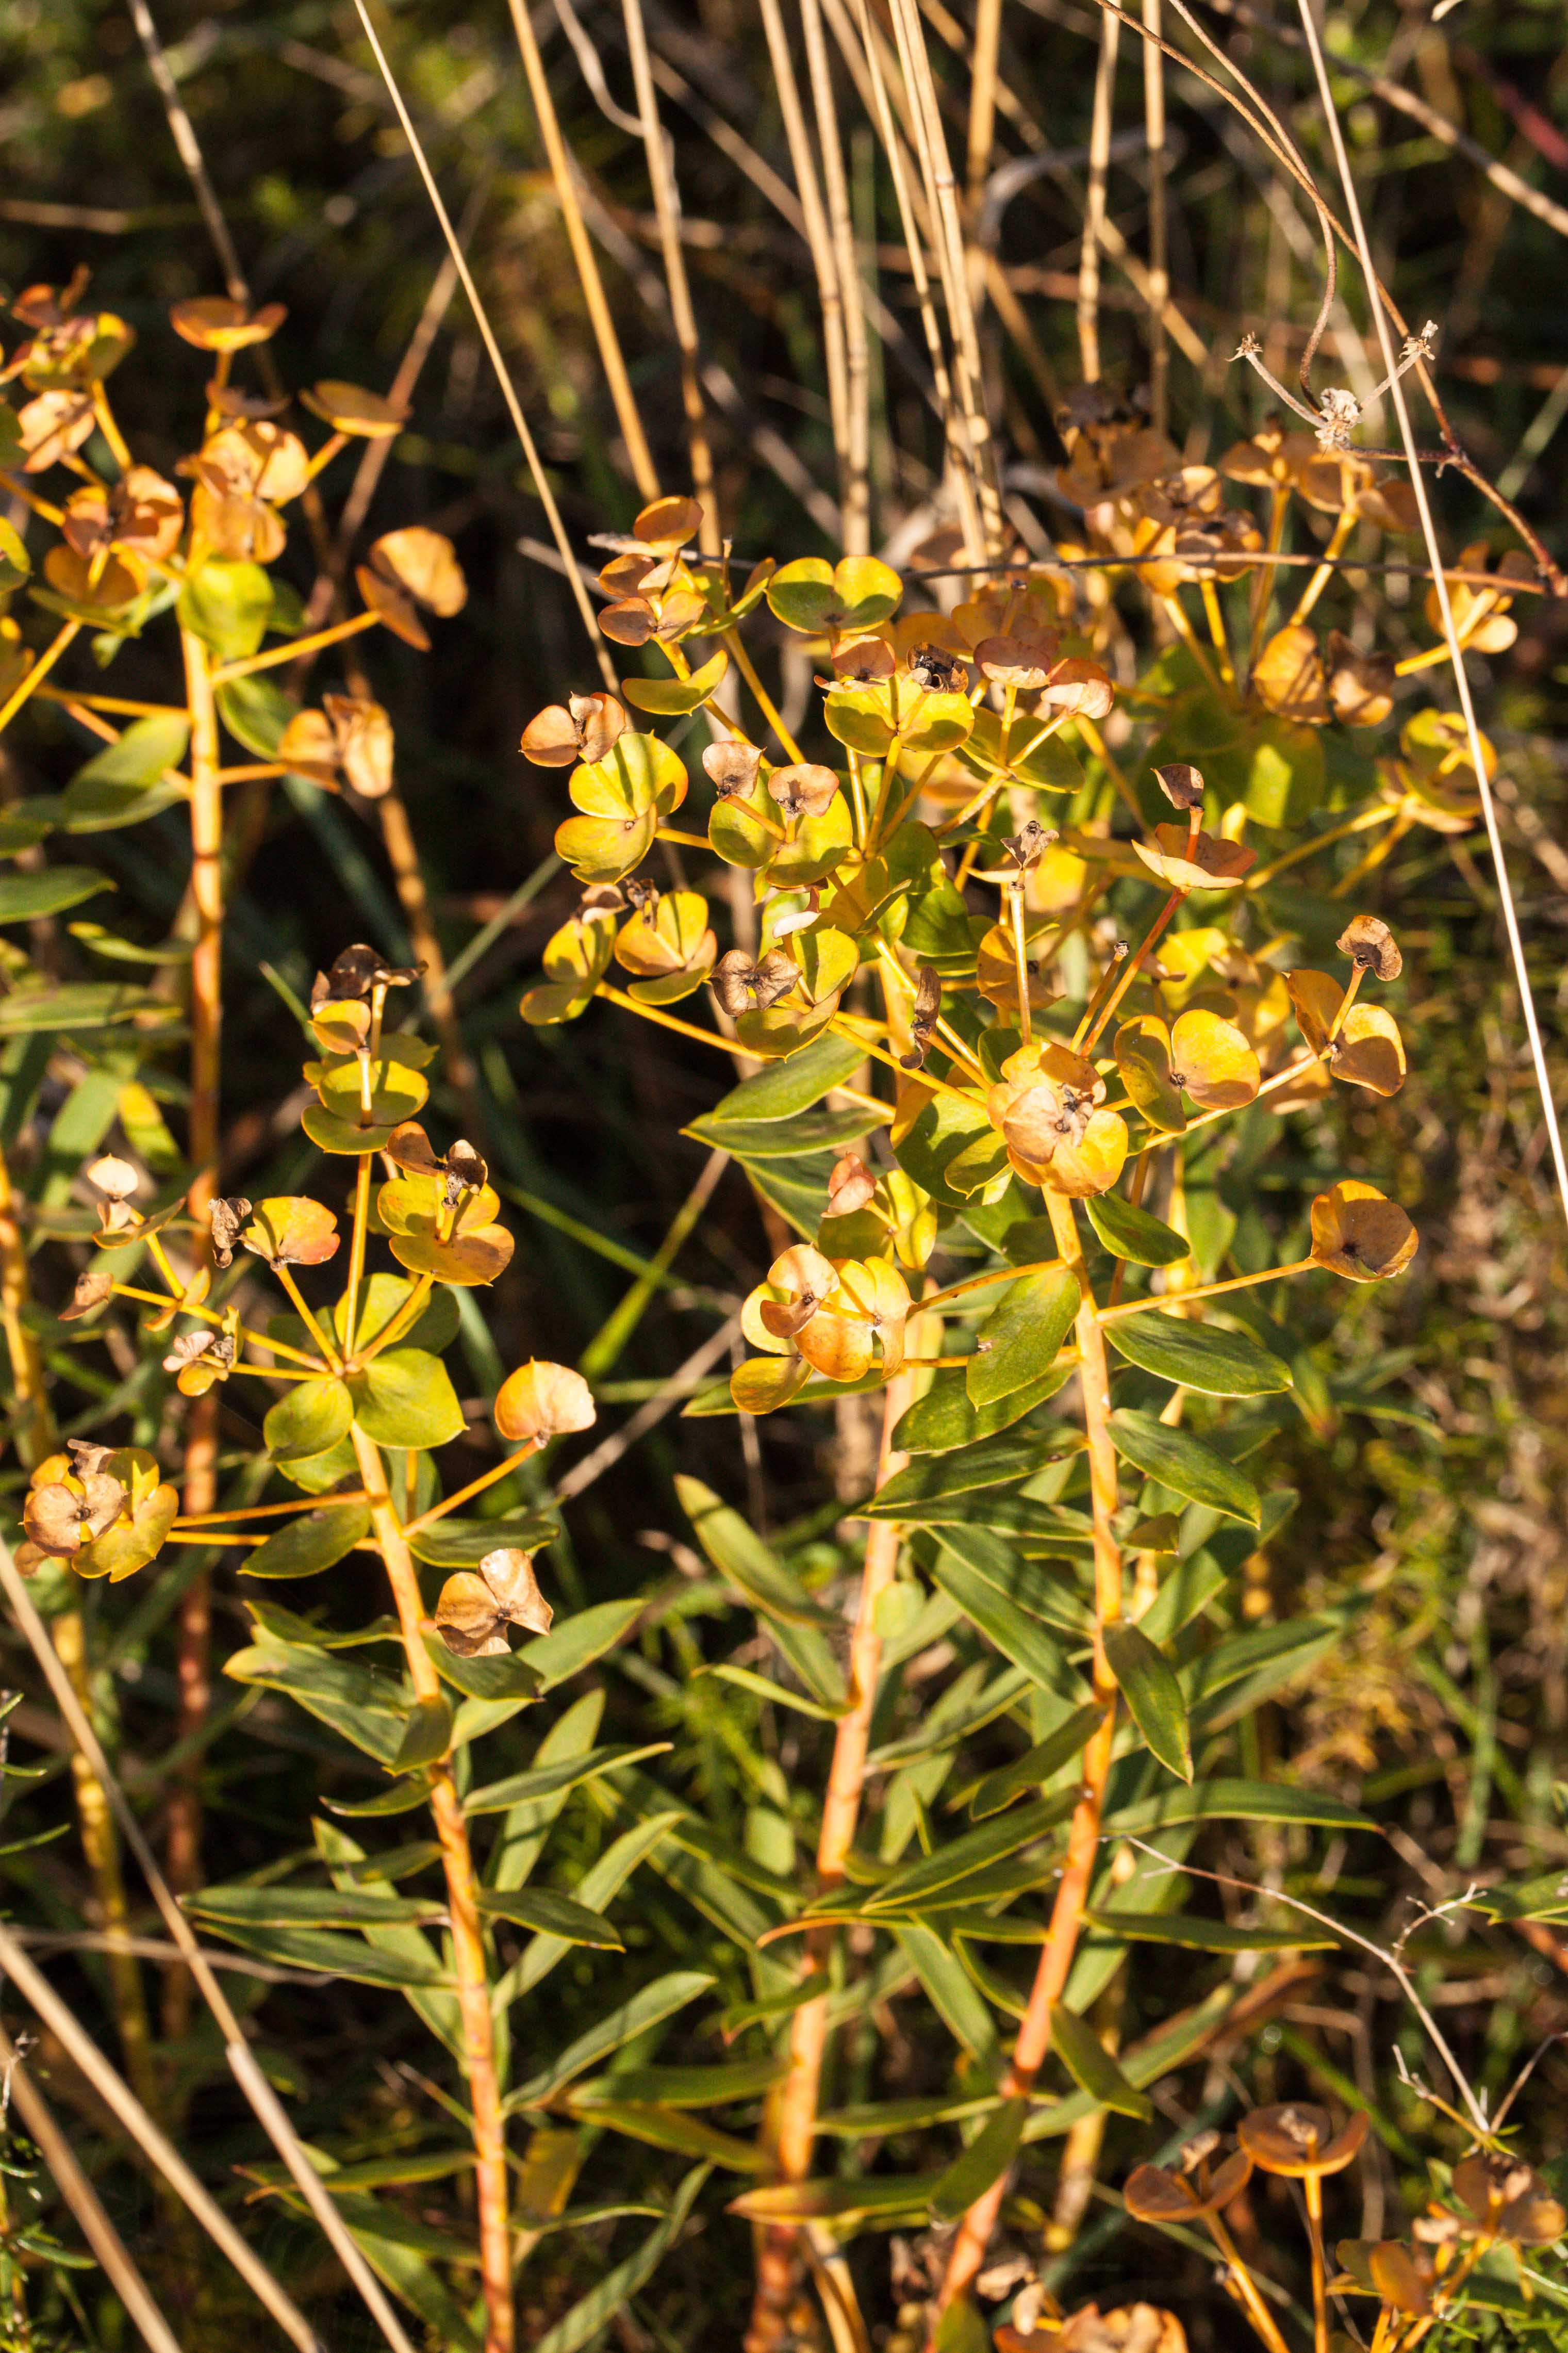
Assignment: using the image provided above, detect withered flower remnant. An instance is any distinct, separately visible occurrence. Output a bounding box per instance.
[210,1197,252,1270]
[312,944,422,1007]
[163,1329,236,1397]
[900,963,942,1071]
[1337,913,1402,981]
[170,297,287,351]
[520,692,628,768]
[24,1469,127,1557]
[1003,818,1055,870]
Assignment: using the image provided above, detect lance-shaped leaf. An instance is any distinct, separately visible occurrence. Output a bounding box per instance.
[968,1703,1103,1819]
[1048,2002,1154,2118]
[966,1266,1080,1407]
[1104,1621,1192,1780]
[1084,1908,1337,1953]
[1103,1779,1374,1837]
[1110,1409,1261,1524]
[508,1972,716,2112]
[674,1477,838,1627]
[476,1888,622,1948]
[1103,1314,1291,1397]
[184,1884,445,1930]
[391,1694,453,1773]
[930,2097,1030,2223]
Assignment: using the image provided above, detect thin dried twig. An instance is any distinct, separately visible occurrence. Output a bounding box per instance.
[0,2027,185,2353]
[349,0,617,687]
[0,1921,323,2351]
[0,1536,418,2353]
[1292,0,1568,1236]
[124,0,249,302]
[554,1314,743,1502]
[1142,0,1169,430]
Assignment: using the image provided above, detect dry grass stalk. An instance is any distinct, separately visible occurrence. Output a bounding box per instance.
[760,0,854,491]
[1142,0,1169,430]
[800,0,872,551]
[621,0,719,549]
[1078,8,1121,382]
[505,0,662,504]
[0,1922,322,2350]
[0,1537,419,2353]
[0,2025,185,2353]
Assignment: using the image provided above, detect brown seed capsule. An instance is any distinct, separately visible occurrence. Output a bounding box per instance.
[1336,913,1402,982]
[1125,2149,1252,2223]
[710,947,798,1018]
[1153,762,1205,811]
[24,1473,126,1557]
[766,763,839,822]
[312,943,423,1005]
[435,1545,554,1657]
[1451,2153,1566,2246]
[519,693,627,767]
[906,643,965,693]
[703,740,763,800]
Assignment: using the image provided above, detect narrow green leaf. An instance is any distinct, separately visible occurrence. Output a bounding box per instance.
[867,1798,1067,1914]
[967,1704,1102,1819]
[890,1923,1002,2066]
[894,1362,1075,1452]
[1104,1621,1192,1782]
[1083,1909,1337,1952]
[1048,2002,1154,2118]
[196,1921,452,1989]
[520,1598,643,1689]
[0,868,112,924]
[865,1433,1042,1513]
[185,1885,443,1929]
[391,1695,453,1773]
[476,1888,622,1948]
[423,1638,543,1704]
[930,2096,1029,2222]
[1084,1194,1192,1266]
[1104,1778,1375,1837]
[496,1815,682,2008]
[729,2174,939,2229]
[405,1512,559,1569]
[572,2055,787,2110]
[554,2099,763,2169]
[966,1267,1080,1406]
[1104,1314,1291,1397]
[685,1104,882,1159]
[509,1972,716,2112]
[534,2167,709,2353]
[465,1744,671,1815]
[701,1663,852,1720]
[675,1477,839,1626]
[240,1501,372,1581]
[1109,1410,1261,1524]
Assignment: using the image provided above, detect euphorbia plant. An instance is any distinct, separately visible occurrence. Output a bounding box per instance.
[19,941,683,2353]
[517,465,1477,2344]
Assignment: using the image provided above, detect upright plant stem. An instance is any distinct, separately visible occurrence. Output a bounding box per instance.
[747,1369,915,2350]
[938,1190,1122,2308]
[1079,8,1121,382]
[504,0,661,504]
[349,1423,514,2353]
[167,628,224,2030]
[622,0,718,548]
